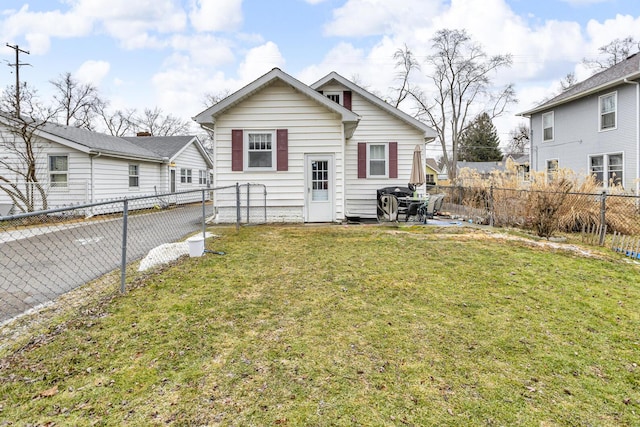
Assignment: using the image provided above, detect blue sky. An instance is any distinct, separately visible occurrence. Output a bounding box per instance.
[2,0,640,148]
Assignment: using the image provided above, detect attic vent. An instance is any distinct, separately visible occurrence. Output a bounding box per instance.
[137,131,152,137]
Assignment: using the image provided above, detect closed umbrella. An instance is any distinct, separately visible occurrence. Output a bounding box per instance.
[409,144,425,192]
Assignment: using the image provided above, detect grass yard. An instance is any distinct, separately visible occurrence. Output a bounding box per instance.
[1,224,639,426]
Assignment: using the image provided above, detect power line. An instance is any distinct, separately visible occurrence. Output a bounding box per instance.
[6,43,31,117]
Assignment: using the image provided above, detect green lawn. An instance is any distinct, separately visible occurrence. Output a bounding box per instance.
[1,225,639,426]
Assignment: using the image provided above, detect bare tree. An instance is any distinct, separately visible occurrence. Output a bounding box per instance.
[50,72,106,129]
[202,90,231,108]
[131,107,192,136]
[404,29,516,180]
[0,83,57,212]
[559,72,577,91]
[506,123,530,157]
[96,105,137,136]
[391,44,420,108]
[583,36,640,71]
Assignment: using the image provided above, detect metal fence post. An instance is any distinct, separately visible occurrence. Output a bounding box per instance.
[599,191,607,246]
[246,184,251,224]
[489,185,495,227]
[120,198,128,294]
[236,182,241,231]
[263,185,267,223]
[201,189,206,238]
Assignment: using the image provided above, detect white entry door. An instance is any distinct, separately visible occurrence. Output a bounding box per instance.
[305,154,334,222]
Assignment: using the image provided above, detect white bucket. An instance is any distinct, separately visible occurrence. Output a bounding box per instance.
[186,235,205,257]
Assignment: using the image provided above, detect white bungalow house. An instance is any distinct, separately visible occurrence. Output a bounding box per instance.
[0,116,213,214]
[193,68,436,223]
[519,53,640,194]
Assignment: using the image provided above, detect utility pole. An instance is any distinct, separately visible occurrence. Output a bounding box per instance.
[6,43,30,117]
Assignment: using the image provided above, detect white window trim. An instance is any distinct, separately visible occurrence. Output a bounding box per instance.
[48,154,69,190]
[542,111,554,142]
[180,168,193,184]
[546,158,559,182]
[128,164,140,189]
[598,92,617,132]
[198,170,207,185]
[590,152,624,187]
[325,91,342,105]
[244,130,276,171]
[367,142,389,178]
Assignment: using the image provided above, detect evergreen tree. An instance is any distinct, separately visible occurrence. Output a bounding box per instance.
[458,112,503,161]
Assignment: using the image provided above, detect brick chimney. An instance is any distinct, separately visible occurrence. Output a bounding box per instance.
[137,131,152,137]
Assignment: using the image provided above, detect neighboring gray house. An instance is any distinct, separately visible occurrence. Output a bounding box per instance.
[519,53,640,193]
[0,116,213,213]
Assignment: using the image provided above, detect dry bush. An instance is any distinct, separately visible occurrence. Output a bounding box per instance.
[448,164,640,238]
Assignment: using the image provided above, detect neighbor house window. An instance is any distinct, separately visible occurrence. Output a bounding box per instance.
[542,111,554,141]
[546,159,558,182]
[128,164,139,188]
[589,153,623,187]
[590,155,604,185]
[246,131,275,169]
[425,173,435,184]
[49,155,68,188]
[599,92,616,131]
[608,153,623,186]
[368,143,388,177]
[180,168,192,183]
[199,170,207,185]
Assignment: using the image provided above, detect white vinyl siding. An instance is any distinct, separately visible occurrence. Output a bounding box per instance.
[213,80,346,222]
[599,92,616,131]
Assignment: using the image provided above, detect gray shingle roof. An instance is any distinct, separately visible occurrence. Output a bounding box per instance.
[520,53,640,116]
[122,135,196,159]
[40,122,164,160]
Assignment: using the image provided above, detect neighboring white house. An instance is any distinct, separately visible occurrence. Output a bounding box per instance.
[193,68,436,223]
[519,53,640,194]
[0,116,213,214]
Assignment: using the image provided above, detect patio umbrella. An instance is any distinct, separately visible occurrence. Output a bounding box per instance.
[409,144,425,189]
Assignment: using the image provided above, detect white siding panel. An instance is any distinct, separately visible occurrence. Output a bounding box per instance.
[344,89,427,218]
[213,80,345,222]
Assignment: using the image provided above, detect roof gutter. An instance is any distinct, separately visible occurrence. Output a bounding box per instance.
[623,78,640,195]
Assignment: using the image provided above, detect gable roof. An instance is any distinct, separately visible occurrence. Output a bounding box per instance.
[123,135,213,168]
[37,122,165,161]
[425,158,440,173]
[311,71,437,142]
[193,68,361,138]
[0,112,208,165]
[519,53,640,116]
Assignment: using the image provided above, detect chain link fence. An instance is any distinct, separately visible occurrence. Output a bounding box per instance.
[0,183,266,335]
[429,184,640,242]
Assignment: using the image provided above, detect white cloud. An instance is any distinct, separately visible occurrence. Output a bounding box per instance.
[169,34,236,66]
[189,0,243,32]
[237,41,285,83]
[324,0,441,37]
[1,4,93,53]
[75,60,110,86]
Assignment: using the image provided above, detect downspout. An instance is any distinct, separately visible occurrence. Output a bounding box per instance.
[624,78,640,195]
